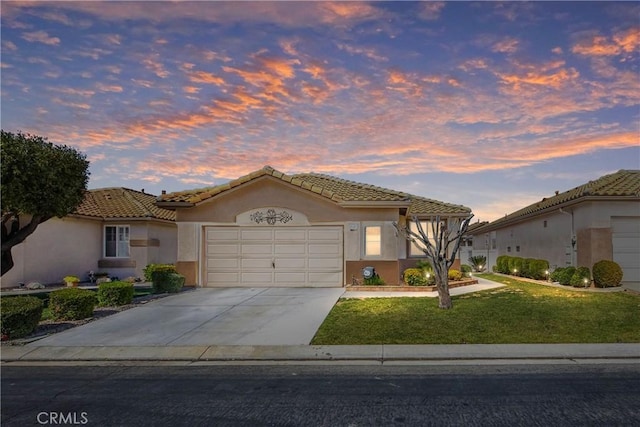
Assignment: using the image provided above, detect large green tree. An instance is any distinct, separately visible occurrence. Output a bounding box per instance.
[1,131,90,276]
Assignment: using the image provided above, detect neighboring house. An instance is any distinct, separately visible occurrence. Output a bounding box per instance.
[1,188,177,289]
[157,166,471,287]
[459,221,489,268]
[469,170,640,288]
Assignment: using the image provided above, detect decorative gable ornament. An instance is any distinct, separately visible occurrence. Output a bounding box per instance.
[250,209,293,225]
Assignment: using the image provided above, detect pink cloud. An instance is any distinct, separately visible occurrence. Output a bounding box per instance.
[21,30,60,45]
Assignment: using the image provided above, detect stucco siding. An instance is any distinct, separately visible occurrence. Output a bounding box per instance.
[1,217,102,288]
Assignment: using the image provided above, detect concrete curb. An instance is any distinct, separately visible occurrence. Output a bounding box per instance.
[2,343,639,363]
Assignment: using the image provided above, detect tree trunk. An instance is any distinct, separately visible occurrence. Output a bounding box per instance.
[434,259,453,309]
[1,248,14,276]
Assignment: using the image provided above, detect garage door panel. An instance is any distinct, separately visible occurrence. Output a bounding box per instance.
[241,229,273,240]
[309,272,343,284]
[241,258,273,269]
[275,244,306,254]
[207,272,240,284]
[309,258,341,269]
[309,244,342,255]
[242,244,273,254]
[275,230,307,240]
[207,229,239,240]
[205,226,343,287]
[612,217,640,284]
[208,258,239,269]
[275,257,306,269]
[207,244,239,255]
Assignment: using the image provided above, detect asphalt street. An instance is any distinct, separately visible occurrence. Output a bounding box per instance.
[2,364,639,426]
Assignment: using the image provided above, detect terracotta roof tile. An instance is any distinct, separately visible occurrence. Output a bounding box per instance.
[158,166,471,216]
[75,188,176,221]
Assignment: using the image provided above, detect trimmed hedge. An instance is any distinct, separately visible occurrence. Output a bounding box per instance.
[592,260,623,288]
[97,281,134,306]
[151,271,185,294]
[570,267,591,287]
[49,288,97,321]
[143,264,176,282]
[496,255,550,280]
[403,268,427,286]
[551,267,576,286]
[0,296,43,339]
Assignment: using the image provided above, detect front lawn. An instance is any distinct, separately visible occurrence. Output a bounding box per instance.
[311,274,640,345]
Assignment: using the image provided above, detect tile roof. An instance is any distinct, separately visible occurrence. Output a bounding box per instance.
[158,165,471,216]
[74,188,176,221]
[473,169,640,232]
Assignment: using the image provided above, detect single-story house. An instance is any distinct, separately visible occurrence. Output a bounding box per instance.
[156,166,472,287]
[468,170,640,288]
[1,188,177,289]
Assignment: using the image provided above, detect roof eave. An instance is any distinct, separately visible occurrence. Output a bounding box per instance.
[155,201,196,209]
[337,201,411,209]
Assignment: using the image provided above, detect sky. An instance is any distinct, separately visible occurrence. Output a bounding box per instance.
[1,1,639,223]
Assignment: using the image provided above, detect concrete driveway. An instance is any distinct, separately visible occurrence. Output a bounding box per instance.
[30,288,344,347]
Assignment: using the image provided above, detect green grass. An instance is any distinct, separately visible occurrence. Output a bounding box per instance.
[311,273,640,345]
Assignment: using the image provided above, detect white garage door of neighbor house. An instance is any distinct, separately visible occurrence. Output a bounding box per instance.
[612,217,640,284]
[205,226,344,287]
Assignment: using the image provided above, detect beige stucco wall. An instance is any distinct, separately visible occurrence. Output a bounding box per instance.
[1,216,102,288]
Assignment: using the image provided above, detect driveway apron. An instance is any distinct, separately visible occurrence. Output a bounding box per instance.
[29,288,345,347]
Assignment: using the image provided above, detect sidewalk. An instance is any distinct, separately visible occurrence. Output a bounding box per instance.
[2,343,639,364]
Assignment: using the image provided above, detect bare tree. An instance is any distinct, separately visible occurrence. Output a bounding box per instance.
[395,214,473,309]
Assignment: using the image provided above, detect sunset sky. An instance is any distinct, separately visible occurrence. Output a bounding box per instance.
[2,1,639,222]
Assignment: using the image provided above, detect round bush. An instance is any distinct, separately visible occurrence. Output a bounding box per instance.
[49,288,97,321]
[448,269,462,281]
[403,268,427,286]
[570,267,591,287]
[592,260,623,288]
[0,296,43,339]
[98,281,134,306]
[152,271,185,294]
[143,264,176,282]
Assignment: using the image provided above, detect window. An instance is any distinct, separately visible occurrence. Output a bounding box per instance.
[364,226,381,256]
[105,225,130,257]
[507,246,511,253]
[516,246,520,252]
[409,220,438,256]
[543,220,548,228]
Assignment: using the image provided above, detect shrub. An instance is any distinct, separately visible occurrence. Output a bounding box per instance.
[592,260,623,288]
[468,255,487,272]
[448,269,462,281]
[403,268,427,286]
[460,264,472,277]
[143,264,176,282]
[363,275,386,286]
[49,288,97,321]
[416,260,433,273]
[0,296,43,339]
[97,281,135,306]
[528,259,550,280]
[554,266,576,286]
[152,271,185,293]
[508,257,524,276]
[570,267,591,288]
[496,256,510,274]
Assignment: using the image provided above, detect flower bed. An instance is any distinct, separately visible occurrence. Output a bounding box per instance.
[347,278,478,292]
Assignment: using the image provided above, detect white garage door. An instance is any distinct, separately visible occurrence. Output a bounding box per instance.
[612,217,640,284]
[205,226,343,287]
